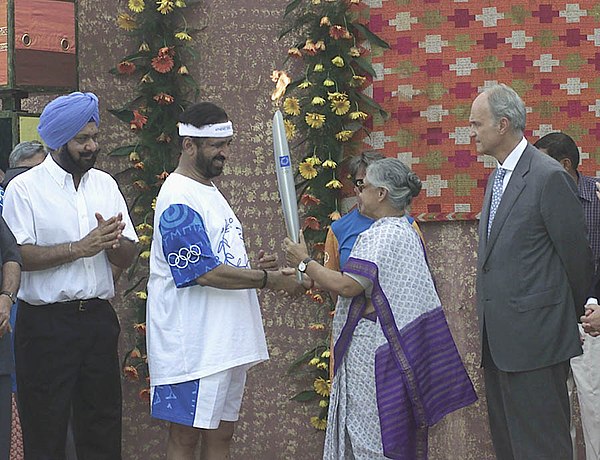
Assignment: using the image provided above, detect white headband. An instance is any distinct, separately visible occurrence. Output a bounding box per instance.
[178,121,234,138]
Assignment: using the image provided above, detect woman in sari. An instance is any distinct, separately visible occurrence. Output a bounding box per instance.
[284,158,476,460]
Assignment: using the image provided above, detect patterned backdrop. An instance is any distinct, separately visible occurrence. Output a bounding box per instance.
[363,0,600,220]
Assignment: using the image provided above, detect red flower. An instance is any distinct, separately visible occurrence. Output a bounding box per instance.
[329,25,352,40]
[139,388,151,402]
[303,216,321,231]
[313,242,325,253]
[312,293,324,303]
[153,92,175,105]
[151,48,175,73]
[123,366,139,381]
[133,162,144,170]
[301,194,321,206]
[130,110,148,131]
[117,61,136,75]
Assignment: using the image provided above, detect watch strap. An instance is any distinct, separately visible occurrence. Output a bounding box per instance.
[0,291,15,303]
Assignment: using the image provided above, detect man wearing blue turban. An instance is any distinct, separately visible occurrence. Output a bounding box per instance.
[3,91,139,459]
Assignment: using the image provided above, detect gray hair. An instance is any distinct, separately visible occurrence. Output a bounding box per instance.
[9,141,47,168]
[347,150,385,178]
[366,158,422,212]
[483,84,526,134]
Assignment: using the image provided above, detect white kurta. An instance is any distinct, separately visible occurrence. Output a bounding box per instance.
[147,173,268,386]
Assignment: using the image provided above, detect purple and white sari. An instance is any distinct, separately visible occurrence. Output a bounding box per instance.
[324,217,476,460]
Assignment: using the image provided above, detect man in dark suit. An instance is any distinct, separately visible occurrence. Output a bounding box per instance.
[472,83,593,460]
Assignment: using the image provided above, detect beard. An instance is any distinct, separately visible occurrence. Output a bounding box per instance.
[58,144,99,174]
[196,152,225,179]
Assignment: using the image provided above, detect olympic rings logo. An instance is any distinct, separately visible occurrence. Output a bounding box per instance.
[167,245,202,269]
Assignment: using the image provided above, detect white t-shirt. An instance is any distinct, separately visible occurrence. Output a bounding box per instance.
[3,155,138,305]
[147,173,268,386]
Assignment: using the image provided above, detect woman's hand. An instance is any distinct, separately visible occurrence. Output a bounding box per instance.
[283,231,309,267]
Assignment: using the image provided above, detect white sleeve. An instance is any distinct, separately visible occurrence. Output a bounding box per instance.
[109,179,138,243]
[3,180,36,245]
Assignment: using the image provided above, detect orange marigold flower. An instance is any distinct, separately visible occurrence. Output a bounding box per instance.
[139,388,151,402]
[284,119,296,140]
[156,171,169,181]
[320,16,331,26]
[288,47,302,58]
[130,110,148,131]
[313,377,331,397]
[301,194,321,206]
[117,61,136,76]
[308,323,326,331]
[156,132,172,143]
[130,347,142,359]
[329,210,341,221]
[302,39,319,56]
[349,46,362,57]
[335,130,354,142]
[303,216,321,230]
[151,52,174,73]
[312,293,324,303]
[123,366,139,381]
[117,13,137,31]
[329,25,351,40]
[133,162,144,170]
[153,92,175,105]
[134,323,146,335]
[299,162,318,180]
[314,40,326,51]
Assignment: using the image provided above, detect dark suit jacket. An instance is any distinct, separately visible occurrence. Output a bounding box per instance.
[477,144,593,372]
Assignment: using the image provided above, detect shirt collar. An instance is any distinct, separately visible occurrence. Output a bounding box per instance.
[43,154,89,189]
[577,173,596,203]
[497,137,527,172]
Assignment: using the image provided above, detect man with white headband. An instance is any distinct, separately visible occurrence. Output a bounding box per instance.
[146,102,297,459]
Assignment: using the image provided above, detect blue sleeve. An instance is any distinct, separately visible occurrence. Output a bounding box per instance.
[159,204,221,288]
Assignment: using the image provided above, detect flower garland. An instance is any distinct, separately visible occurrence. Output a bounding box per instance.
[275,0,389,430]
[110,0,200,401]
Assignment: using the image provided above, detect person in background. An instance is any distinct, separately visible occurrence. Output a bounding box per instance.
[535,132,600,460]
[472,84,592,460]
[0,218,20,460]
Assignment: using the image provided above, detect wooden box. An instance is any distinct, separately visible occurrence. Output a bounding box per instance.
[0,0,77,93]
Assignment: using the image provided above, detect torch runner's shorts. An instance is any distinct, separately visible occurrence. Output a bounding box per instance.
[150,364,249,429]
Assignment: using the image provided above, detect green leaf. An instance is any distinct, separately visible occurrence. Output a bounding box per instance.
[108,108,134,124]
[353,57,377,77]
[352,23,390,49]
[284,0,302,18]
[109,145,138,157]
[290,390,319,402]
[353,91,389,119]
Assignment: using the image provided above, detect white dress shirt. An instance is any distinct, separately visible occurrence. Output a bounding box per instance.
[496,136,527,191]
[3,155,138,305]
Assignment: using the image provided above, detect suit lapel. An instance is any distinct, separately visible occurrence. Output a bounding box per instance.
[482,145,533,264]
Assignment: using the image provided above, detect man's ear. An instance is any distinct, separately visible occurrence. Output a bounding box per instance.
[560,157,573,171]
[182,137,199,155]
[498,117,509,134]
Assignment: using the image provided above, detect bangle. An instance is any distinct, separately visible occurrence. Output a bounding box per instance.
[68,242,73,261]
[307,278,315,291]
[260,269,268,289]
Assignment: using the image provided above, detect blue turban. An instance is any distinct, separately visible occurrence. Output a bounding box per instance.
[37,92,100,150]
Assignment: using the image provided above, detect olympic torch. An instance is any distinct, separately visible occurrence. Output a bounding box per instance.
[272,110,302,281]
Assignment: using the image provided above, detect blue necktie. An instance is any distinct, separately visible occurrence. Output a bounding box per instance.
[487,167,507,238]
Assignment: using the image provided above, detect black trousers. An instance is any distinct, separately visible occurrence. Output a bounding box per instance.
[15,299,122,460]
[483,333,572,460]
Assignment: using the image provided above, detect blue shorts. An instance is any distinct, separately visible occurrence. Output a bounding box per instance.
[151,365,248,429]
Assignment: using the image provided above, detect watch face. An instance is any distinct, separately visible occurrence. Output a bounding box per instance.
[298,261,307,273]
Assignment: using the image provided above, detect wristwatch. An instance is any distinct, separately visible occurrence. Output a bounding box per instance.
[298,257,313,274]
[0,291,15,303]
